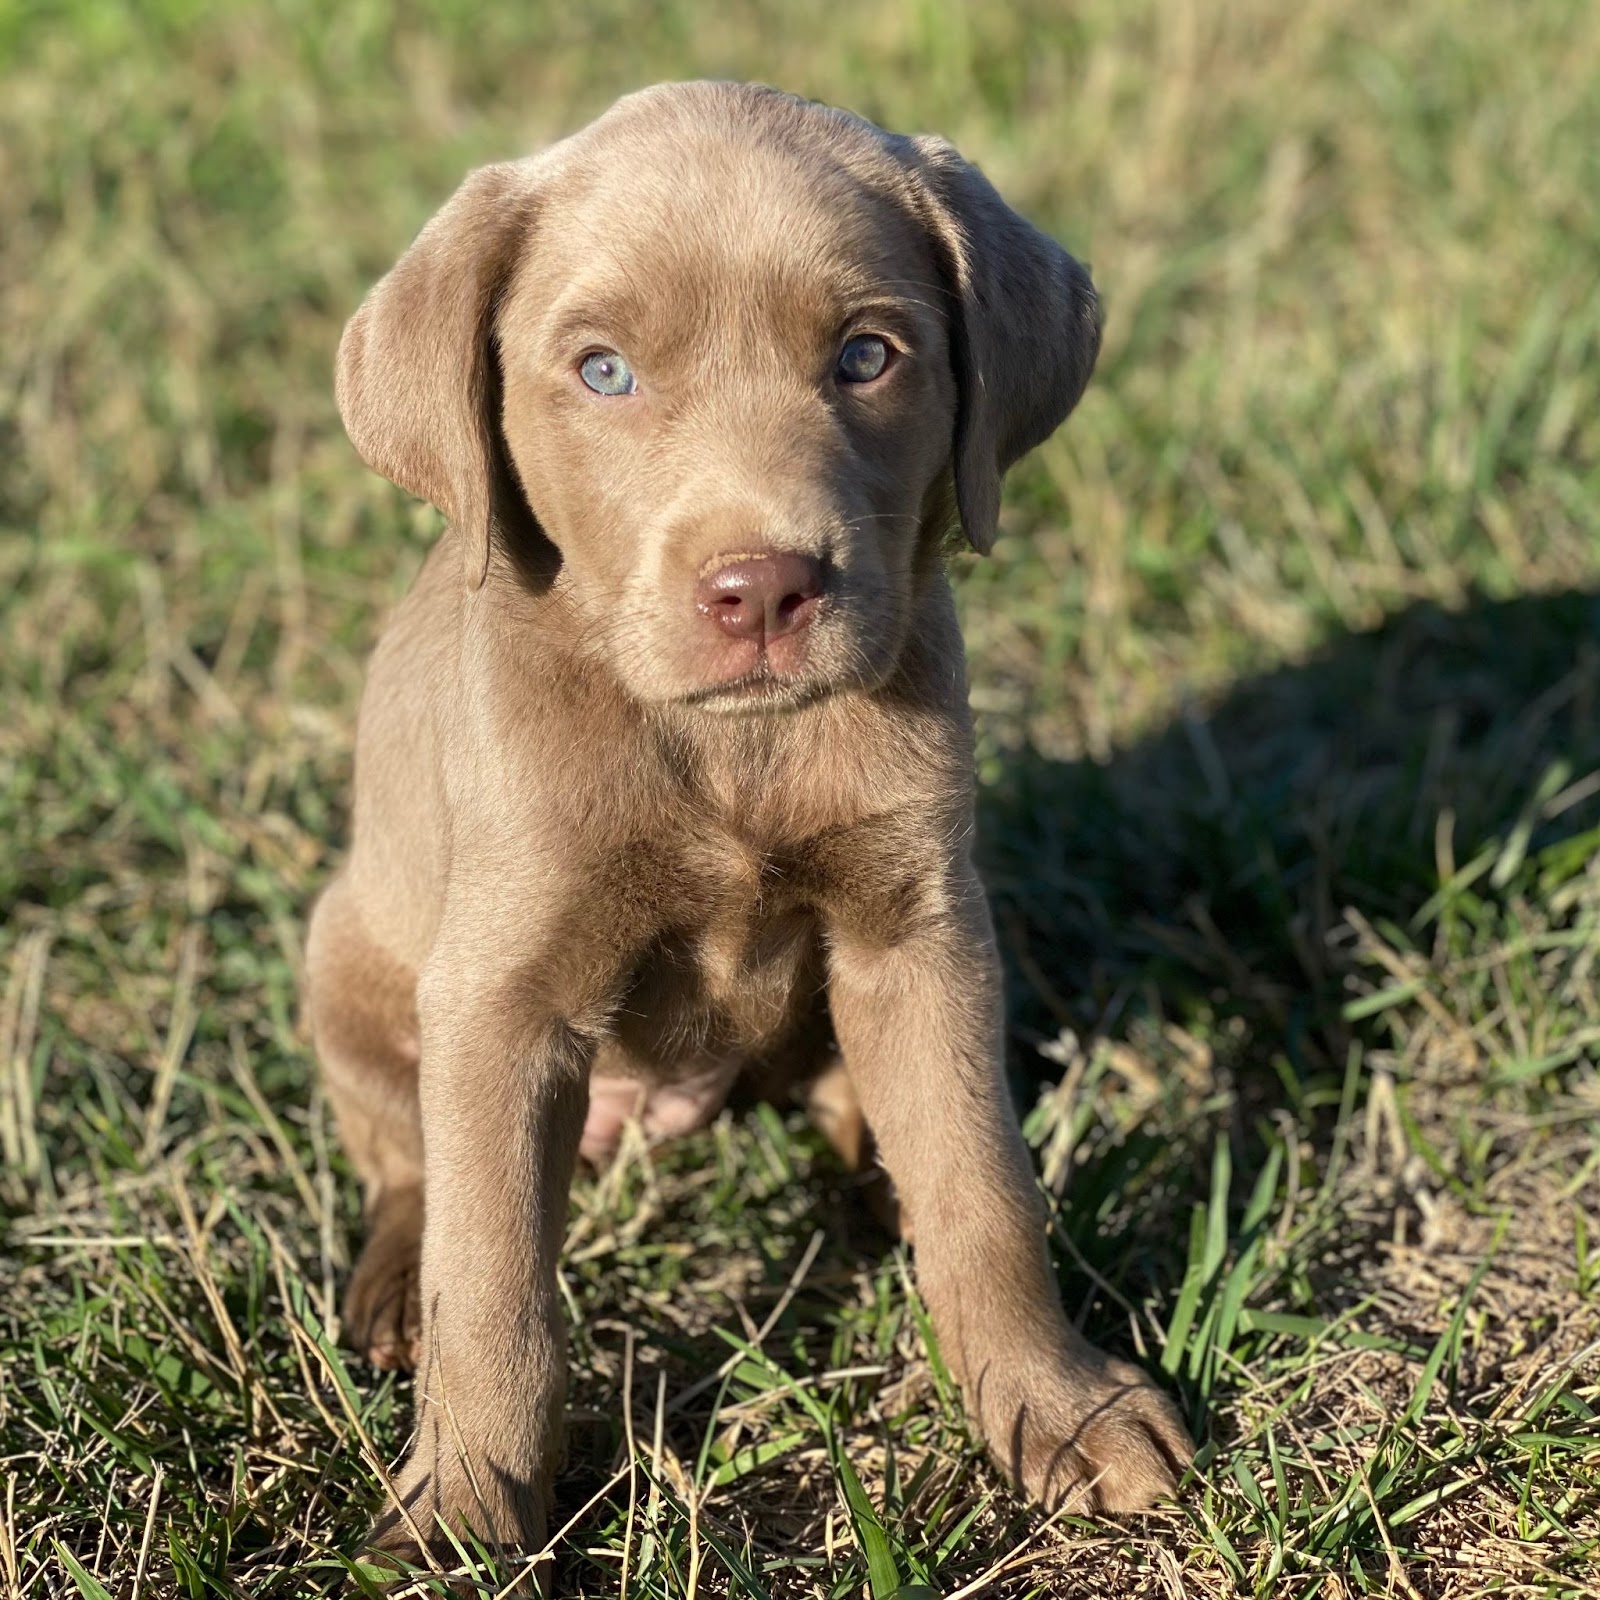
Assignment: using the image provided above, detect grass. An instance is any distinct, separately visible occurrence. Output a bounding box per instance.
[2,0,1599,1594]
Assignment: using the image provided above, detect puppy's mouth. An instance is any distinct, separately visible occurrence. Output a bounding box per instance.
[679,655,833,714]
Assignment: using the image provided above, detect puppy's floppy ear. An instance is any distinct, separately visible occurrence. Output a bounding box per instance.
[336,161,539,589]
[901,137,1101,555]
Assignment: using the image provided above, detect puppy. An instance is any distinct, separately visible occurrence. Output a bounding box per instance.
[307,80,1191,1562]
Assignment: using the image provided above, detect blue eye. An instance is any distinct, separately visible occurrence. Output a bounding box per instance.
[837,334,890,384]
[579,350,637,395]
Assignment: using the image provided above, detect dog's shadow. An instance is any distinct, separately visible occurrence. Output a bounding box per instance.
[556,586,1600,1567]
[980,585,1600,1305]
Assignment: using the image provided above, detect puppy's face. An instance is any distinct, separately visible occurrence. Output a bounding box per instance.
[498,138,956,710]
[336,83,1101,713]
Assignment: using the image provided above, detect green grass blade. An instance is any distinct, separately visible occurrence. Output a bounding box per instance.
[832,1440,904,1600]
[53,1546,115,1600]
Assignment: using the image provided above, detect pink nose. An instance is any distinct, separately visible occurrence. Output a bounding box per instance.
[695,553,824,643]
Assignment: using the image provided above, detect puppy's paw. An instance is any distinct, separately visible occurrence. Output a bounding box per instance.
[367,1453,550,1594]
[362,1536,548,1598]
[343,1190,423,1371]
[978,1350,1193,1516]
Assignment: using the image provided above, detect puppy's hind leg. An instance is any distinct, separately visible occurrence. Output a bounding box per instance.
[305,877,425,1370]
[804,1055,906,1240]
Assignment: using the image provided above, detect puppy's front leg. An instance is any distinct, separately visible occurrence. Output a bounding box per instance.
[827,873,1193,1515]
[370,953,590,1563]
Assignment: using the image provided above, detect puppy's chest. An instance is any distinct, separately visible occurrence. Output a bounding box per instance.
[676,806,928,945]
[614,813,927,1059]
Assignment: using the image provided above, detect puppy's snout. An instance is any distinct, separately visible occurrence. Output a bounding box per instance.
[695,553,824,643]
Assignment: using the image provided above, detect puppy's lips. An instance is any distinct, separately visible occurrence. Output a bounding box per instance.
[686,658,791,701]
[679,651,831,711]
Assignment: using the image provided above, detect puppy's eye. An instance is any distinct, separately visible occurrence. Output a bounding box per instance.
[836,334,890,384]
[579,350,637,395]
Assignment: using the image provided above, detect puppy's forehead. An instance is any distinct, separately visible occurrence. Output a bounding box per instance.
[526,86,939,332]
[573,79,909,206]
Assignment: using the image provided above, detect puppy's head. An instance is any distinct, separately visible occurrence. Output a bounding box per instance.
[337,82,1099,711]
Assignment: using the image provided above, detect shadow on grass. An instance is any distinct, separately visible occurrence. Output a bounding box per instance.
[980,585,1600,1340]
